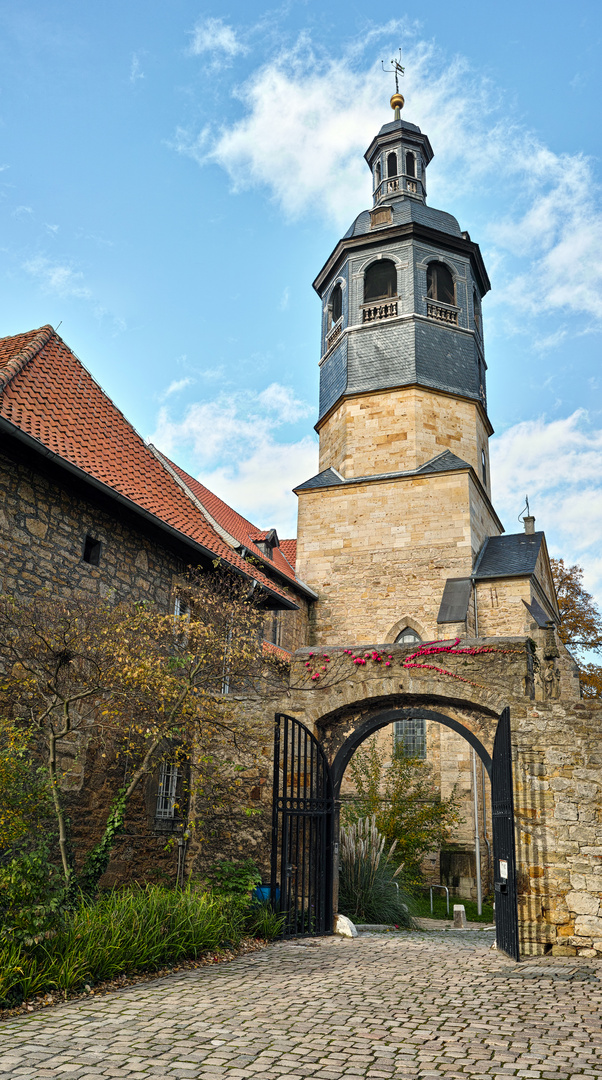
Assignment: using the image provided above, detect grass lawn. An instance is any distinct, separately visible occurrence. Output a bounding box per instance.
[412,889,494,924]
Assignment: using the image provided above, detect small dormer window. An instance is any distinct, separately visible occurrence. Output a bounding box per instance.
[406,152,416,178]
[387,152,398,178]
[427,262,455,306]
[364,259,397,303]
[255,528,279,561]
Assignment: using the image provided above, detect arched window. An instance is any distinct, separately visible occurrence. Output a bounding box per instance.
[364,259,397,303]
[473,288,481,332]
[387,152,398,178]
[394,626,422,645]
[405,152,416,178]
[375,160,381,188]
[481,449,487,488]
[329,283,342,326]
[427,262,455,306]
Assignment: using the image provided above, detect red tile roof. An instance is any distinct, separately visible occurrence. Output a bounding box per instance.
[0,326,298,607]
[279,539,297,569]
[155,452,302,588]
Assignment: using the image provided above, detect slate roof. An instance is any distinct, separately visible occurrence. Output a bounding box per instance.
[343,199,463,240]
[472,532,544,580]
[154,452,310,594]
[295,450,471,492]
[0,326,298,607]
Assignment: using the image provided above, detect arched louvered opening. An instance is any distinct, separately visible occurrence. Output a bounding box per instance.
[406,152,416,178]
[364,259,397,303]
[387,152,398,178]
[427,262,455,306]
[329,283,342,327]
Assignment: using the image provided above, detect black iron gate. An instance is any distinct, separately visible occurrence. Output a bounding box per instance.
[270,713,334,937]
[491,707,520,960]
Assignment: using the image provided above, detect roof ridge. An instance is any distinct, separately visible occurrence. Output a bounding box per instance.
[0,325,55,392]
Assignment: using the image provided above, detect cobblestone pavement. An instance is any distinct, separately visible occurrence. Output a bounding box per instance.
[1,929,602,1079]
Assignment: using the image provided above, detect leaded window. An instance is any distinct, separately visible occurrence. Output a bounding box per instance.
[394,717,427,759]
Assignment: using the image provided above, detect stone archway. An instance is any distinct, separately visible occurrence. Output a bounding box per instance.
[271,693,520,959]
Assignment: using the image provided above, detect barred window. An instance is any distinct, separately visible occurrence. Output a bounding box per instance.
[394,717,427,759]
[156,761,179,820]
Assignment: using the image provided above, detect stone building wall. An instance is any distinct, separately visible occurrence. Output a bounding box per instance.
[317,386,492,488]
[0,442,310,888]
[0,446,181,607]
[296,470,499,645]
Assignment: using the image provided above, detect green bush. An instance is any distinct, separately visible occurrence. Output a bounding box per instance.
[338,816,414,927]
[0,884,246,1006]
[204,858,262,899]
[0,843,68,946]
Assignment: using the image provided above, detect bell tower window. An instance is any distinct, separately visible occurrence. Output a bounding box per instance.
[481,450,487,488]
[329,283,342,326]
[427,262,455,306]
[406,152,416,178]
[387,152,398,178]
[364,259,397,303]
[374,160,381,189]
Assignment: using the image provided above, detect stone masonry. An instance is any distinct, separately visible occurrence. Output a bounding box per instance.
[283,639,602,957]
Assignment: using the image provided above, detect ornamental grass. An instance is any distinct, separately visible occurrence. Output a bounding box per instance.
[338,815,414,927]
[0,884,273,1006]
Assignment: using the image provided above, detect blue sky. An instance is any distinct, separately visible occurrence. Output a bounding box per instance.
[1,1,601,605]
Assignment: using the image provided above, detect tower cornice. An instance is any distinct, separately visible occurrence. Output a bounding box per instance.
[313,220,491,299]
[313,380,494,439]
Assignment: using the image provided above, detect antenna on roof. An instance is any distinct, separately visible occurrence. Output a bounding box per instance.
[382,49,405,120]
[518,496,530,522]
[55,321,62,332]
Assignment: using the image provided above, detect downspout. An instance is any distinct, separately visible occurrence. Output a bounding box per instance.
[471,578,479,637]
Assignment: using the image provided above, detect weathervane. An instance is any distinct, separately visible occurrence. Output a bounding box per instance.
[382,49,405,119]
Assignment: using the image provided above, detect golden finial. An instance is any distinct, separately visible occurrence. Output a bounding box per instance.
[390,93,404,120]
[382,50,405,120]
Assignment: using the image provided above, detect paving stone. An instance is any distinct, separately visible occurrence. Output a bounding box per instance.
[1,931,601,1078]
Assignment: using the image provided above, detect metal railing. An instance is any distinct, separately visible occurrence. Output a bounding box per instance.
[430,884,450,916]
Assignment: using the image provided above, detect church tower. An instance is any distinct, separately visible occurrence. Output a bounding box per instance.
[294,92,558,646]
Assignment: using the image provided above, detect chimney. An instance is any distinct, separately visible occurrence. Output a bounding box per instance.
[523,515,535,535]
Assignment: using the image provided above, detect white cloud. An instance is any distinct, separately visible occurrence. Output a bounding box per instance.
[160,376,193,400]
[130,53,144,84]
[24,255,91,299]
[490,410,602,603]
[188,17,246,59]
[150,384,318,535]
[178,31,602,326]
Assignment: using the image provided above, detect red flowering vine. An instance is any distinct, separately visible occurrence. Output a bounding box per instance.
[302,638,522,687]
